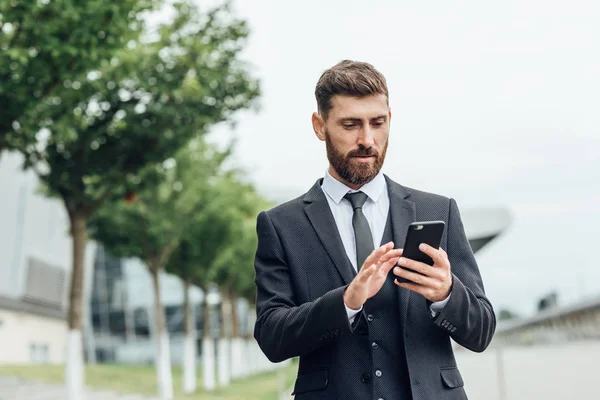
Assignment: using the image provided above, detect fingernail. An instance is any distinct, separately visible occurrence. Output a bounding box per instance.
[398,258,406,265]
[419,244,426,251]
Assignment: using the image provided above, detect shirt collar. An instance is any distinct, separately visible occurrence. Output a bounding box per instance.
[321,168,386,205]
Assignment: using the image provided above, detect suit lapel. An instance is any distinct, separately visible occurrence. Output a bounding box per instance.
[385,175,417,326]
[304,179,356,285]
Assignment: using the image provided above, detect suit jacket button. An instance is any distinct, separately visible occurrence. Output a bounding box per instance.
[375,369,382,378]
[372,342,379,350]
[361,373,372,383]
[367,314,374,322]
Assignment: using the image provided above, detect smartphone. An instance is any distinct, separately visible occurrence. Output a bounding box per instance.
[397,221,445,282]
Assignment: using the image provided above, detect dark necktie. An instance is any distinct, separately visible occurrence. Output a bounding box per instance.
[344,191,374,269]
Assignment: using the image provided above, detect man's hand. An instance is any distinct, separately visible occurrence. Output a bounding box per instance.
[343,242,402,310]
[392,243,452,302]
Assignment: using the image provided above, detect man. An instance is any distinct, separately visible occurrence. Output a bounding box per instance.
[253,60,495,400]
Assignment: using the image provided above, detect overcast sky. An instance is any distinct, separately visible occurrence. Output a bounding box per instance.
[192,0,600,316]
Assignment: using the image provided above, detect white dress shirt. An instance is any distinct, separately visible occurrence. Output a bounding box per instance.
[320,169,450,321]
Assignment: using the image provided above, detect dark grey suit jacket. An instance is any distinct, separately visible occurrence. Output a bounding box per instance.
[253,175,496,399]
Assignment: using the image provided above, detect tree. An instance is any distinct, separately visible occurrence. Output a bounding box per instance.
[89,140,229,398]
[164,172,263,391]
[165,175,238,392]
[0,0,156,154]
[3,2,259,398]
[207,188,270,380]
[209,190,265,333]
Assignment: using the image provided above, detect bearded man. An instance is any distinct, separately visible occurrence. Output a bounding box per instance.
[252,60,495,400]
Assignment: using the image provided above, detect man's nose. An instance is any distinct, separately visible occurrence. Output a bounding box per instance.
[357,126,375,148]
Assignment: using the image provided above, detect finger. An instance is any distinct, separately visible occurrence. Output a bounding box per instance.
[379,248,403,263]
[418,243,445,266]
[397,257,441,279]
[439,247,449,261]
[362,242,394,270]
[380,256,400,275]
[358,264,377,283]
[392,266,438,287]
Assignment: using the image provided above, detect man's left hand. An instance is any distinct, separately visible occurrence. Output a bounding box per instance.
[392,244,452,302]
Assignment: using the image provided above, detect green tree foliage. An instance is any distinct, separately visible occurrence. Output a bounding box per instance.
[166,175,263,285]
[208,191,267,296]
[88,139,230,270]
[13,1,259,215]
[0,0,156,151]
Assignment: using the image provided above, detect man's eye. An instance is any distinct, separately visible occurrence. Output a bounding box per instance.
[372,121,384,127]
[343,124,357,129]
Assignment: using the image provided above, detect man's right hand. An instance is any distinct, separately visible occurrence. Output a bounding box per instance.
[343,242,403,310]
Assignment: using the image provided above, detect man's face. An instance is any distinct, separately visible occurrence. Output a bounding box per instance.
[313,94,391,188]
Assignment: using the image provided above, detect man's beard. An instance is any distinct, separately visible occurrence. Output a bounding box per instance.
[325,131,388,186]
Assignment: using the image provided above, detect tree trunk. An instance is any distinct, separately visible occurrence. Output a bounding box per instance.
[182,276,197,394]
[217,291,231,387]
[228,289,243,380]
[65,212,87,400]
[151,267,174,400]
[246,304,258,376]
[230,290,240,338]
[202,290,216,391]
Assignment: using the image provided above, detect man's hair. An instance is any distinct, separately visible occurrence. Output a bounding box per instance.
[315,60,389,119]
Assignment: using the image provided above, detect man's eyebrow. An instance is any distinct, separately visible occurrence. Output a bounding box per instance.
[337,117,362,123]
[337,115,388,122]
[371,115,388,121]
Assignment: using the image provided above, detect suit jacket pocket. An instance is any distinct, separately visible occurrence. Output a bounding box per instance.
[440,367,464,388]
[292,370,328,395]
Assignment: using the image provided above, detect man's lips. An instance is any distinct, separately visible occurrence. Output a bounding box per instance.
[351,155,375,162]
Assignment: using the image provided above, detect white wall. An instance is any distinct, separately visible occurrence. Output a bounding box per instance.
[0,151,96,304]
[0,309,67,364]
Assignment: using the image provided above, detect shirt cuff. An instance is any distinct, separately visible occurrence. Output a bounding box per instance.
[429,293,451,317]
[345,303,362,323]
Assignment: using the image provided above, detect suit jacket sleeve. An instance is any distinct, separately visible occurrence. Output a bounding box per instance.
[253,210,358,363]
[430,198,497,352]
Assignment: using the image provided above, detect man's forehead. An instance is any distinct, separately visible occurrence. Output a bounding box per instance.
[329,94,389,119]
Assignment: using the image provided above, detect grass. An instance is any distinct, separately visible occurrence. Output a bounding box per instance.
[0,361,298,400]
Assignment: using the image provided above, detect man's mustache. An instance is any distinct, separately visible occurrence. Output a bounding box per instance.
[347,147,377,158]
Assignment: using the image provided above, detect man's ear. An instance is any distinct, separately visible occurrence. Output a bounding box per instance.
[312,112,326,141]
